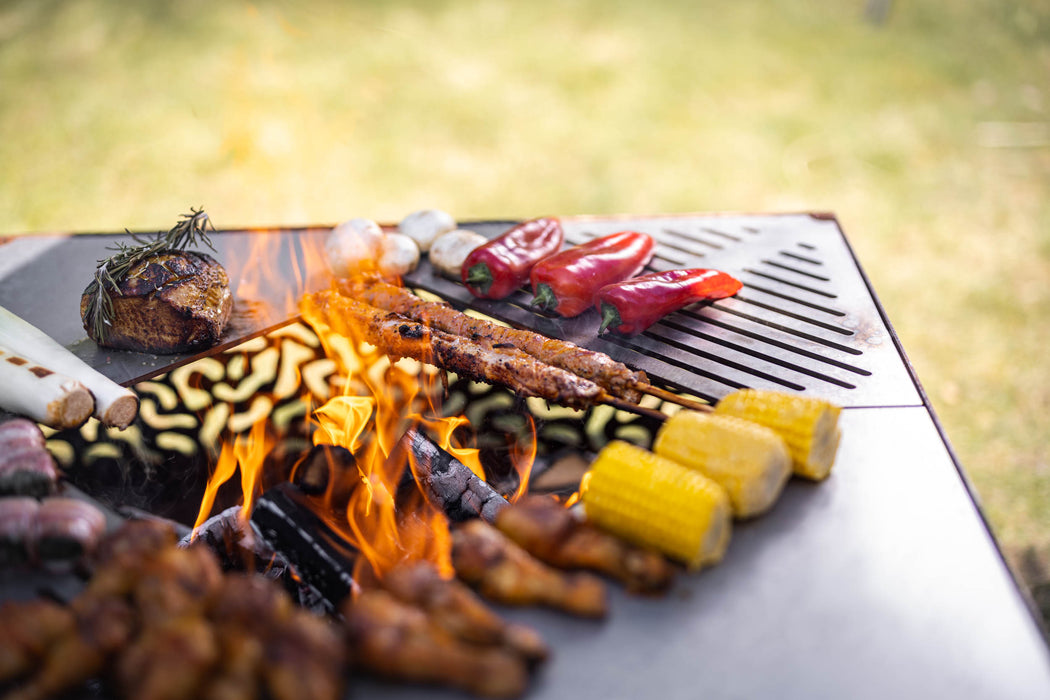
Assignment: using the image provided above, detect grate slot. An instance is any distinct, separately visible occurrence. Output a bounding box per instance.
[741,269,838,298]
[703,305,857,346]
[599,333,760,391]
[649,322,859,389]
[778,250,823,265]
[740,284,846,316]
[730,295,853,335]
[760,260,832,281]
[636,331,809,391]
[664,315,870,374]
[698,227,744,243]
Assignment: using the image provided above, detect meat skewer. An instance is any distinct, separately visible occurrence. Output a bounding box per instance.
[339,278,713,411]
[303,291,666,420]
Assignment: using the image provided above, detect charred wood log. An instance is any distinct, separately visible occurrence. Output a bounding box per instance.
[249,483,359,614]
[398,429,507,524]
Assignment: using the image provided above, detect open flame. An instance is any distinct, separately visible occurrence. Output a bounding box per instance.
[192,226,540,584]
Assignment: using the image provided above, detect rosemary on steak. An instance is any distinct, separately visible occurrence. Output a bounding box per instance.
[83,208,216,341]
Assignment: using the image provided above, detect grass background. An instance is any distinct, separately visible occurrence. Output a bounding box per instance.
[2,0,1049,599]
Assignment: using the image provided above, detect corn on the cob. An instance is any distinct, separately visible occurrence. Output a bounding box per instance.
[653,411,791,518]
[581,441,731,569]
[714,389,842,481]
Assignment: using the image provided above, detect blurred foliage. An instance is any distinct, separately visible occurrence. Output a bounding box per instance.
[1,0,1049,585]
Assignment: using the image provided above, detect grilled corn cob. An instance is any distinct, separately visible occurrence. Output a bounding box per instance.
[581,441,731,569]
[714,389,842,480]
[653,411,791,518]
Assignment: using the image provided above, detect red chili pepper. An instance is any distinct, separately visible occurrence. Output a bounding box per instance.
[529,231,655,318]
[595,268,743,336]
[461,218,564,299]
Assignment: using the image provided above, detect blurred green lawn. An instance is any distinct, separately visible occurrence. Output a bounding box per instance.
[2,0,1049,593]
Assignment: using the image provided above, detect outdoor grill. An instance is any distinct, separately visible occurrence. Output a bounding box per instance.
[1,213,1049,699]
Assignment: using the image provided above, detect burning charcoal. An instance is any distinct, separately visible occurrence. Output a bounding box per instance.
[495,495,677,594]
[0,598,75,684]
[383,560,548,665]
[31,497,107,570]
[250,483,359,613]
[180,505,258,570]
[0,496,39,566]
[290,443,356,496]
[0,418,58,497]
[401,429,508,524]
[452,518,608,618]
[343,589,530,699]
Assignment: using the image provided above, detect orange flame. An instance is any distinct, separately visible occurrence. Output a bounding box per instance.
[193,415,273,534]
[508,414,538,503]
[196,223,541,583]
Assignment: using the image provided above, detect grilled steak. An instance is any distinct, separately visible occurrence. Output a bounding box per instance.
[80,251,233,354]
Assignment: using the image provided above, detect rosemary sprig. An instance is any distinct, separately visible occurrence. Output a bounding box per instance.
[84,208,216,341]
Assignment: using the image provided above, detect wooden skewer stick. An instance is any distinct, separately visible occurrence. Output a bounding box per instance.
[633,384,713,413]
[600,394,670,422]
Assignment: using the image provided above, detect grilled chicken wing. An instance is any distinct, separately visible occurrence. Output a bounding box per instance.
[495,495,676,593]
[451,518,608,618]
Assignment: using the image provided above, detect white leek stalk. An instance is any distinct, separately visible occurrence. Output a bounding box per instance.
[0,305,138,429]
[0,345,94,429]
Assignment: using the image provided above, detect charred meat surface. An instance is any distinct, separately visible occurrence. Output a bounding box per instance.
[303,292,604,409]
[343,588,529,699]
[80,251,233,354]
[383,561,548,664]
[451,518,608,618]
[341,278,648,401]
[495,495,676,594]
[0,521,346,700]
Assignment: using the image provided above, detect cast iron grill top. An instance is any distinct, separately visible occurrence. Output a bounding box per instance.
[0,213,920,408]
[403,213,921,409]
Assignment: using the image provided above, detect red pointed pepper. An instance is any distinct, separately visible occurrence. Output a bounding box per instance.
[596,268,743,336]
[461,218,564,299]
[529,231,655,317]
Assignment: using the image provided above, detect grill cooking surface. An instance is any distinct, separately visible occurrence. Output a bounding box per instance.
[406,213,920,408]
[1,214,1049,700]
[1,213,920,407]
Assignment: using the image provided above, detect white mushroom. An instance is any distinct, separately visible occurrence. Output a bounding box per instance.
[398,209,457,253]
[325,218,384,277]
[428,229,487,279]
[377,233,421,278]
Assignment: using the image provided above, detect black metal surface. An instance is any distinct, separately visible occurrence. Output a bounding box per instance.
[3,214,915,407]
[0,227,331,387]
[402,214,920,408]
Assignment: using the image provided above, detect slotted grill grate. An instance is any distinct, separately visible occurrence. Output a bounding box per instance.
[403,213,920,408]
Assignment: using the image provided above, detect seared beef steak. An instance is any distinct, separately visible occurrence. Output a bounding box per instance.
[80,251,233,354]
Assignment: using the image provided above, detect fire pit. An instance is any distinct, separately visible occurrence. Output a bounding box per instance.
[1,213,1049,699]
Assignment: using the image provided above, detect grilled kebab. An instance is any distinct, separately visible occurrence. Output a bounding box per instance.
[303,291,605,409]
[339,278,648,401]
